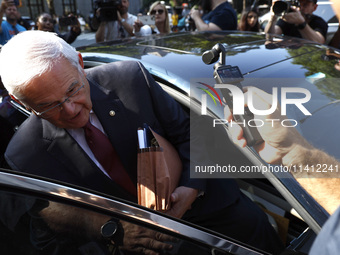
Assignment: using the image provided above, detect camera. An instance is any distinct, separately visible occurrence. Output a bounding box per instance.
[94,0,122,21]
[202,44,263,146]
[272,0,300,15]
[59,16,78,27]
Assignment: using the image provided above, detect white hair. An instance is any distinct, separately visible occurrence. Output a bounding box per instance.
[0,30,81,99]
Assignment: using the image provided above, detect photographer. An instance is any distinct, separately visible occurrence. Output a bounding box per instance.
[265,0,327,44]
[95,0,137,42]
[36,13,81,44]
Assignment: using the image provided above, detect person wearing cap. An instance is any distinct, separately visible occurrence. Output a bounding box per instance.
[181,3,190,18]
[265,0,327,44]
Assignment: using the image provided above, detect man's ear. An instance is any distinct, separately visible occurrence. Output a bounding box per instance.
[78,52,84,69]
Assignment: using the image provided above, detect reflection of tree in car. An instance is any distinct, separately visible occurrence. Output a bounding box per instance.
[289,48,340,76]
[289,48,340,100]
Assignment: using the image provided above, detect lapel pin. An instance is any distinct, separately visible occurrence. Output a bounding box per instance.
[109,110,116,117]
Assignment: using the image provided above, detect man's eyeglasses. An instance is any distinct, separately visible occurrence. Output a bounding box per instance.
[150,9,164,15]
[31,83,85,119]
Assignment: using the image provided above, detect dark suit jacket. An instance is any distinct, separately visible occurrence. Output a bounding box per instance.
[5,61,240,215]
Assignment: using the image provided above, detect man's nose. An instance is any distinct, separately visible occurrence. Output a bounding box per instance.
[61,100,76,114]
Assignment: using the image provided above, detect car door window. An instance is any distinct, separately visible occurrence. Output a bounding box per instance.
[0,188,241,255]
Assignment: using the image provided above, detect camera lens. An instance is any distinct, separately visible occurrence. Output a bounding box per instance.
[273,1,289,15]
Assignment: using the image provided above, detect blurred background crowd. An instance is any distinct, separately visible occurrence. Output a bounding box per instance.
[0,0,269,40]
[0,0,338,46]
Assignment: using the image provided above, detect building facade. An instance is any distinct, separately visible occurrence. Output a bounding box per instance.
[18,0,142,23]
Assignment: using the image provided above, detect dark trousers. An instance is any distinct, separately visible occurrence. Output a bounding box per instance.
[183,192,285,254]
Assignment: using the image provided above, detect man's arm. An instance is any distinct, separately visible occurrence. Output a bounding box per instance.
[0,0,11,34]
[117,11,134,36]
[94,8,107,43]
[282,6,325,44]
[264,14,283,35]
[120,20,134,36]
[39,201,174,253]
[134,62,203,218]
[296,22,325,44]
[95,21,106,43]
[227,87,340,214]
[264,0,283,35]
[190,9,221,31]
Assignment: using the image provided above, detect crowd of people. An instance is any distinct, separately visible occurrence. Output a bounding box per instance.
[0,0,338,48]
[91,0,339,50]
[0,0,81,46]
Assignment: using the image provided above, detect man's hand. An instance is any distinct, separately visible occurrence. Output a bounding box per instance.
[282,6,305,25]
[119,220,175,255]
[117,10,122,22]
[68,14,81,34]
[166,186,198,218]
[226,87,309,164]
[189,8,201,20]
[133,19,143,33]
[0,0,13,12]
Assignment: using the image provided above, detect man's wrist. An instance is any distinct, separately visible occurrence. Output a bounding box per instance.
[296,21,307,30]
[121,18,126,23]
[270,12,277,20]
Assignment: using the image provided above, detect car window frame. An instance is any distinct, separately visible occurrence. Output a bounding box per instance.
[0,169,267,255]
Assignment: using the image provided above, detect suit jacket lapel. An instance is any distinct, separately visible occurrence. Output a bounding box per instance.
[42,119,104,181]
[41,117,136,201]
[89,80,138,182]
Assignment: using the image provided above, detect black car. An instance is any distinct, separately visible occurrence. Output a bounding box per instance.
[1,31,340,254]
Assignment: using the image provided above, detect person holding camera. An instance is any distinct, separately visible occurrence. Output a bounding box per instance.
[95,0,137,42]
[265,0,327,44]
[0,0,26,45]
[189,0,237,31]
[35,13,81,44]
[133,1,170,36]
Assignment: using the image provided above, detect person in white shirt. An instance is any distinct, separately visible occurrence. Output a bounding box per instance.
[95,0,137,42]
